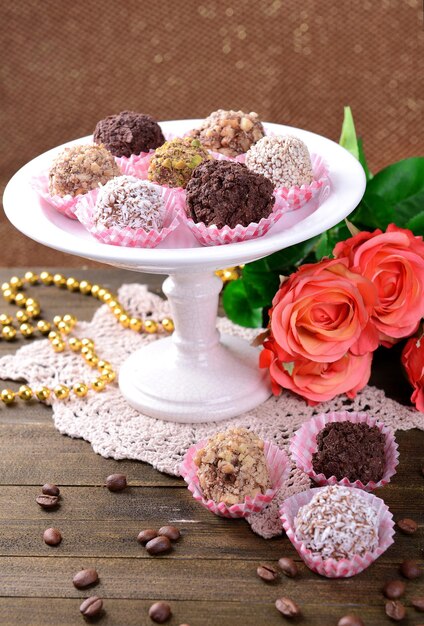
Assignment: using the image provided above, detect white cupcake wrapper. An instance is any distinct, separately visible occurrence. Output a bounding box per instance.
[289,410,399,491]
[75,184,181,248]
[30,153,137,220]
[280,487,395,578]
[179,439,290,518]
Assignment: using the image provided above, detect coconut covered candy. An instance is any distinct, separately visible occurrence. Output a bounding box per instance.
[93,175,164,230]
[94,111,165,158]
[148,137,212,188]
[191,109,265,157]
[185,159,275,229]
[48,144,120,197]
[194,428,271,506]
[245,135,314,188]
[294,486,379,560]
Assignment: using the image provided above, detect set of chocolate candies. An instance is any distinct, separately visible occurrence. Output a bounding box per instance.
[180,411,399,579]
[32,110,329,247]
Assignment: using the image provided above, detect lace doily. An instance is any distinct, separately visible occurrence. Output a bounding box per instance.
[0,284,422,539]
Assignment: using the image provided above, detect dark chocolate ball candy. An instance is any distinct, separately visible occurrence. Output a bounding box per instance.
[185,160,275,229]
[94,111,165,157]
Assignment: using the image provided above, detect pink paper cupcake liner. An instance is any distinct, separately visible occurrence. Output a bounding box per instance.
[75,184,181,248]
[117,152,153,179]
[289,410,399,491]
[179,439,290,518]
[30,153,137,220]
[280,487,395,578]
[179,191,288,246]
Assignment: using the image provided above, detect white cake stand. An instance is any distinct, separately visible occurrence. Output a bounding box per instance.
[3,120,366,423]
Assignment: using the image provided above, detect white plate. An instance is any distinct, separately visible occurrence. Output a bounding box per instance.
[3,120,365,274]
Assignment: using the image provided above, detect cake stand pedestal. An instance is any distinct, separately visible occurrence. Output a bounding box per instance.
[119,271,270,422]
[3,119,366,424]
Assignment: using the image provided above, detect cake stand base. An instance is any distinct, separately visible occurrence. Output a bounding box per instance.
[119,334,271,423]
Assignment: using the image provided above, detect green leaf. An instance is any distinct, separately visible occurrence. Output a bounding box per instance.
[366,157,424,225]
[314,221,353,259]
[246,236,321,275]
[222,280,263,328]
[242,267,280,308]
[339,106,359,160]
[352,192,397,230]
[358,137,373,181]
[406,210,424,236]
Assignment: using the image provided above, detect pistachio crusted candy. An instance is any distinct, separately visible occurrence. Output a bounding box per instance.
[94,175,164,230]
[245,135,314,188]
[94,111,165,158]
[148,137,212,188]
[191,109,265,157]
[294,486,379,560]
[194,427,271,506]
[48,144,120,198]
[185,159,275,229]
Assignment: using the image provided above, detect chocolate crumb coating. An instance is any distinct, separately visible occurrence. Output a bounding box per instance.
[185,160,275,228]
[312,421,386,483]
[93,111,165,157]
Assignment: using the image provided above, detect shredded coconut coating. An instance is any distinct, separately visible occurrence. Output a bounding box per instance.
[190,109,265,157]
[48,144,120,197]
[294,486,379,560]
[148,137,212,188]
[94,175,164,230]
[245,135,314,188]
[194,427,271,505]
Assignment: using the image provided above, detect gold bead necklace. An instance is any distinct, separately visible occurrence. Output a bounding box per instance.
[0,270,175,407]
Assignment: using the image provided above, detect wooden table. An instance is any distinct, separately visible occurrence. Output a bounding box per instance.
[0,268,422,626]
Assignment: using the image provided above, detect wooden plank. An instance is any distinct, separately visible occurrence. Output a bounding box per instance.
[1,555,423,604]
[0,598,402,626]
[0,423,181,486]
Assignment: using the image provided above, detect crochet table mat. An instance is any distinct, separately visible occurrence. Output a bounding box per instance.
[0,283,422,539]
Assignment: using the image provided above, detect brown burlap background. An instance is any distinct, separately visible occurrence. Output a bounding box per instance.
[1,0,423,267]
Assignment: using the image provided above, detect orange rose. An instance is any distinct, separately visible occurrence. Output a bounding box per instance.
[334,224,424,344]
[260,337,372,405]
[401,334,424,412]
[269,257,378,363]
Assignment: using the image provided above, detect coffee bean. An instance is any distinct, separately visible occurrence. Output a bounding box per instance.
[145,536,172,555]
[412,597,424,611]
[80,596,103,618]
[158,525,181,541]
[338,615,365,626]
[383,580,406,599]
[385,600,406,621]
[278,557,298,578]
[137,529,158,545]
[400,559,422,579]
[43,528,62,546]
[42,483,60,497]
[36,494,59,509]
[148,601,172,623]
[397,518,418,535]
[275,597,301,618]
[73,568,99,589]
[256,564,279,582]
[105,473,127,492]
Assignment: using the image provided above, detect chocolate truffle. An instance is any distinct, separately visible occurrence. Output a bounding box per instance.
[245,135,314,188]
[194,428,271,506]
[48,144,120,197]
[94,175,164,230]
[312,421,386,483]
[191,109,265,157]
[185,159,275,228]
[294,486,379,559]
[93,111,165,158]
[148,137,212,188]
